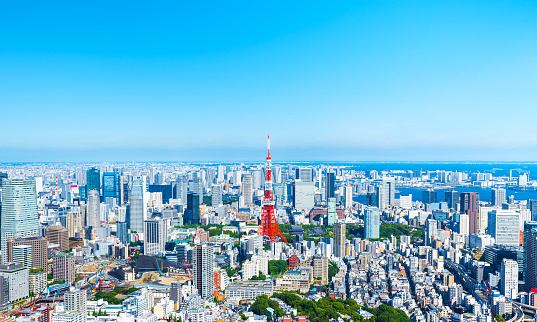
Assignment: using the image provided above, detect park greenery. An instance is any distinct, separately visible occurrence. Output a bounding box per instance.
[252,292,410,322]
[268,260,288,276]
[250,272,267,281]
[347,223,423,243]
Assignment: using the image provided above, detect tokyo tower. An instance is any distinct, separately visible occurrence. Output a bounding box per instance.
[257,133,288,243]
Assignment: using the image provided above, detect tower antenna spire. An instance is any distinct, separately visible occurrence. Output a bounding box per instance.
[267,130,270,159]
[258,131,287,243]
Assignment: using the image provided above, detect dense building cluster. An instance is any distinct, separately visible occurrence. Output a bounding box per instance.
[0,159,537,322]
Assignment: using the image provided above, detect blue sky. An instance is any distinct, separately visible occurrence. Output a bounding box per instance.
[2,1,537,162]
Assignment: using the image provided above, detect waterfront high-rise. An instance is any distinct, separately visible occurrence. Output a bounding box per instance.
[525,228,537,292]
[487,210,520,246]
[460,192,479,234]
[1,179,39,264]
[364,206,380,239]
[129,176,146,234]
[422,189,437,204]
[193,244,214,300]
[491,188,506,207]
[444,190,460,210]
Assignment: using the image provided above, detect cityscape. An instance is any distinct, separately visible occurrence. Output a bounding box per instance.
[2,2,537,322]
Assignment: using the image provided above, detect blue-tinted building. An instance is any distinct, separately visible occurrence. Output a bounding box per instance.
[364,206,380,239]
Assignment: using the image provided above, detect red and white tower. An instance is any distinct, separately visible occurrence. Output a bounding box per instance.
[257,132,288,243]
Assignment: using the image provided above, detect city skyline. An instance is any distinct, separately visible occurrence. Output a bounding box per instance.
[2,1,537,162]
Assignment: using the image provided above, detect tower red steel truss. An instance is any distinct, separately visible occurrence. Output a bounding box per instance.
[257,133,288,243]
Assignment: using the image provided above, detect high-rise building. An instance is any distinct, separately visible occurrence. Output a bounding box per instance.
[176,174,188,205]
[344,185,353,209]
[487,210,520,246]
[11,245,32,268]
[129,177,147,234]
[117,221,129,245]
[144,219,167,256]
[7,236,47,270]
[193,244,214,300]
[327,198,336,226]
[325,172,335,201]
[501,259,518,299]
[1,179,39,264]
[525,228,537,292]
[185,193,200,225]
[295,168,313,182]
[364,206,380,239]
[53,253,75,284]
[102,171,121,203]
[293,181,315,210]
[312,255,329,284]
[333,223,346,258]
[459,214,469,236]
[86,168,100,197]
[86,190,100,228]
[529,200,537,221]
[148,184,173,205]
[0,262,29,302]
[460,192,480,234]
[242,174,253,206]
[0,173,8,187]
[66,211,83,238]
[426,219,437,246]
[192,175,203,205]
[444,190,460,210]
[46,225,69,251]
[491,188,506,207]
[212,185,222,207]
[64,289,87,321]
[523,222,537,284]
[422,189,437,204]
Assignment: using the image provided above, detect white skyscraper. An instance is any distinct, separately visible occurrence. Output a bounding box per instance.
[176,174,188,205]
[501,259,518,299]
[144,219,167,256]
[344,185,353,209]
[491,188,506,207]
[212,184,223,207]
[242,173,253,206]
[487,210,520,246]
[1,179,39,264]
[459,214,469,236]
[86,190,100,228]
[129,176,147,234]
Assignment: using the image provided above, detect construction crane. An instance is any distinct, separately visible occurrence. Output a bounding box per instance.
[156,259,163,276]
[182,259,193,278]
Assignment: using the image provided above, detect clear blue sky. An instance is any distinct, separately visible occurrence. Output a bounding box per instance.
[2,1,537,162]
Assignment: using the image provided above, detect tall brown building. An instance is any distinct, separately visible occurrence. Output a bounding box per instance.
[312,255,329,284]
[460,192,480,234]
[53,253,75,284]
[7,236,48,271]
[46,226,69,251]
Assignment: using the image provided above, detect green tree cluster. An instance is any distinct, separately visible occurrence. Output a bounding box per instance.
[251,295,285,318]
[268,260,288,276]
[250,273,267,281]
[328,262,339,281]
